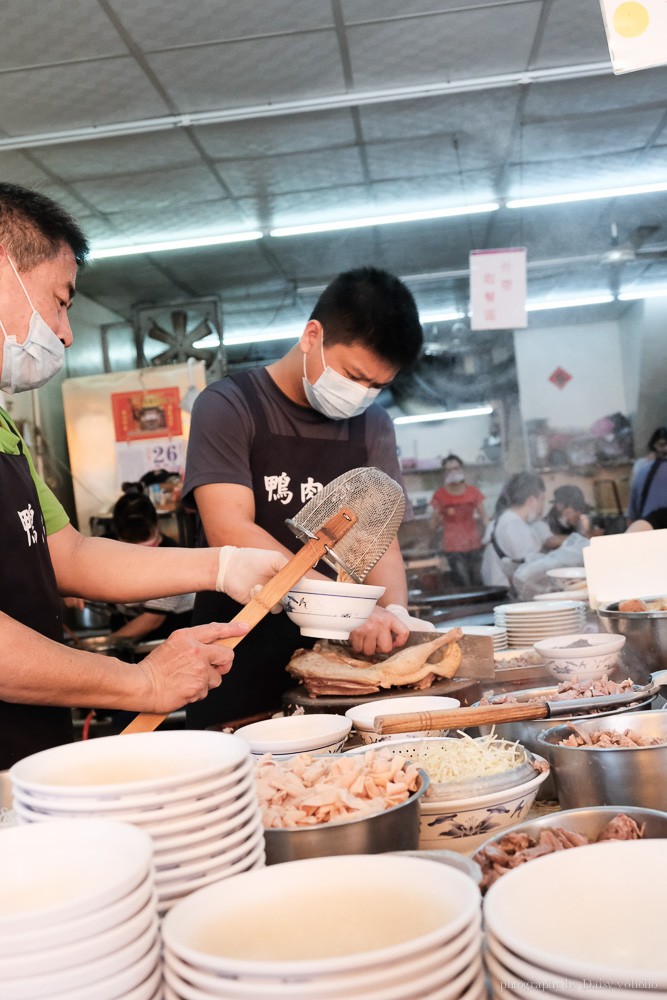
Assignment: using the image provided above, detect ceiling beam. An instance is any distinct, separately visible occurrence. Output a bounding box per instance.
[0,61,611,152]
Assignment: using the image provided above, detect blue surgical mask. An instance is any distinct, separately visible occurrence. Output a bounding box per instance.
[302,334,381,420]
[0,255,65,393]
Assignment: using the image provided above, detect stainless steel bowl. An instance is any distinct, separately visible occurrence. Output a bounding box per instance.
[473,805,667,888]
[537,710,667,810]
[262,766,429,865]
[477,688,656,800]
[598,598,667,682]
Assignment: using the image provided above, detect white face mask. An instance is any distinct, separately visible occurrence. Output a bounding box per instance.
[302,334,381,420]
[0,255,65,393]
[445,471,465,485]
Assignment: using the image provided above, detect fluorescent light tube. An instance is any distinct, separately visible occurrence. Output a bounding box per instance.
[420,309,466,323]
[507,180,667,210]
[526,294,614,312]
[618,287,667,302]
[269,203,500,238]
[394,406,493,425]
[89,231,263,260]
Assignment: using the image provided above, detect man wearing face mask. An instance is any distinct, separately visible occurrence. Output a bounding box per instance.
[0,183,289,768]
[183,266,429,728]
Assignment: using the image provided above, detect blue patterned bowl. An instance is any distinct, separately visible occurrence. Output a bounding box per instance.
[418,763,550,855]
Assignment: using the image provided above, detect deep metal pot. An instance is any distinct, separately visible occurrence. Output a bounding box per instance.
[263,765,429,865]
[598,599,667,682]
[477,692,656,799]
[537,710,667,810]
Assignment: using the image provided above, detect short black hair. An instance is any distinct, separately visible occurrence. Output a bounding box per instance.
[648,427,667,450]
[442,453,464,468]
[309,266,423,369]
[0,182,89,270]
[112,490,157,544]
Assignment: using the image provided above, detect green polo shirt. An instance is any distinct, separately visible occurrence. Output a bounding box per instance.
[0,407,69,535]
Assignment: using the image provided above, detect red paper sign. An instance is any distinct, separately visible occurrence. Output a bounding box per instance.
[111,388,183,442]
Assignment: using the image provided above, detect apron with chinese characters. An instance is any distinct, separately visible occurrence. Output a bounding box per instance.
[188,371,368,727]
[0,443,73,769]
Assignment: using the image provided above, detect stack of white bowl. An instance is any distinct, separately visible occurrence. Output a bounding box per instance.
[161,854,484,1000]
[484,840,667,1000]
[494,600,586,647]
[9,730,265,913]
[0,818,161,1000]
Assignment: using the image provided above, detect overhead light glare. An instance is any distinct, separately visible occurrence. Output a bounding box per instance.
[526,294,614,312]
[194,326,301,349]
[394,406,493,425]
[420,309,466,323]
[269,203,500,238]
[618,287,667,302]
[507,180,667,210]
[89,231,263,260]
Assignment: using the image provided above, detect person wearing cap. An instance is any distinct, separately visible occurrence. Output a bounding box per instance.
[543,485,592,547]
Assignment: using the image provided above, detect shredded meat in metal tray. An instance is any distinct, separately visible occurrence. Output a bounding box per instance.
[479,675,635,706]
[474,813,645,891]
[558,726,667,748]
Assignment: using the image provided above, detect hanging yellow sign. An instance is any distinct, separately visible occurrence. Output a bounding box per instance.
[599,0,667,73]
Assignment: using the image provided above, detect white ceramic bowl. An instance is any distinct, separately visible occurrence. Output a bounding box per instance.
[345,696,460,744]
[9,730,249,799]
[483,840,667,987]
[0,819,153,933]
[418,764,551,855]
[281,578,385,639]
[235,714,352,759]
[162,854,481,977]
[533,632,626,682]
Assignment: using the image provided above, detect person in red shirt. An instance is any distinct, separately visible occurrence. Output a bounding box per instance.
[431,454,489,588]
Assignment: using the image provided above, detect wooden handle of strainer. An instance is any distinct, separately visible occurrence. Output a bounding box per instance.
[121,508,357,735]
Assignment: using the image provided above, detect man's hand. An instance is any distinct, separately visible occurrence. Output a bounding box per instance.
[216,546,289,604]
[135,621,249,712]
[347,604,435,657]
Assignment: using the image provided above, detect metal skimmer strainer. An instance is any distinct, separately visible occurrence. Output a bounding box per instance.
[286,466,406,582]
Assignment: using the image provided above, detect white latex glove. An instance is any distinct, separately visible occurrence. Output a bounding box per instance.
[216,546,288,606]
[385,603,437,632]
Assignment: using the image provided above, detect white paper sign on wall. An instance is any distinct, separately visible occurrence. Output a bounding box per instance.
[469,248,527,331]
[115,437,186,490]
[599,0,667,74]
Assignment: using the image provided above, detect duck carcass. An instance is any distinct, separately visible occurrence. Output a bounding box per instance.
[286,628,463,696]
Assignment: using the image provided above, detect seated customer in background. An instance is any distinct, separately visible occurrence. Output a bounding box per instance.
[481,472,551,590]
[108,488,194,643]
[542,484,595,549]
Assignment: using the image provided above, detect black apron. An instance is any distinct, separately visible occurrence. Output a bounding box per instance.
[188,372,368,727]
[0,441,73,769]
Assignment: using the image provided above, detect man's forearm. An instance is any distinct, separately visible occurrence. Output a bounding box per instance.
[0,613,146,708]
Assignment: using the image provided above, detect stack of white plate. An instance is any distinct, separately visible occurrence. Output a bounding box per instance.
[9,730,265,914]
[493,601,586,647]
[162,854,485,1000]
[484,840,667,1000]
[461,624,508,651]
[0,818,161,1000]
